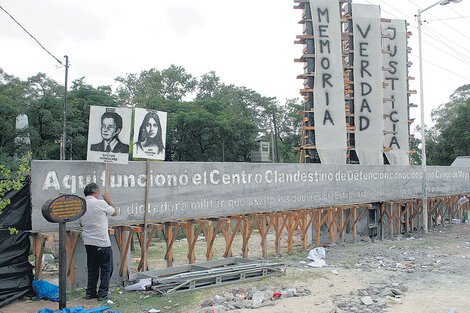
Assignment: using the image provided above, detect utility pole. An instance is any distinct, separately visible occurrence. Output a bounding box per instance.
[416,0,462,233]
[61,55,69,160]
[272,110,280,163]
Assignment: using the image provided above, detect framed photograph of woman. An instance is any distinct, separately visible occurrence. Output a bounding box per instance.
[132,108,167,160]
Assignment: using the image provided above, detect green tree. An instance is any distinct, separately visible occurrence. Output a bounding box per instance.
[24,73,63,160]
[115,65,196,108]
[0,69,28,169]
[66,78,119,160]
[426,84,470,165]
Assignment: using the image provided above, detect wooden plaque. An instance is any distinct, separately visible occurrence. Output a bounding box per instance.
[41,194,86,223]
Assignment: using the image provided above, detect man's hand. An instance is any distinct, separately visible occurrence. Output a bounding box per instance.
[102,192,118,216]
[102,192,110,203]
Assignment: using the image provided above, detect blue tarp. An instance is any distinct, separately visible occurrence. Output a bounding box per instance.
[32,280,59,302]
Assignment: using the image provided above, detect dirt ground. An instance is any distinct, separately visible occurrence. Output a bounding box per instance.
[2,222,470,313]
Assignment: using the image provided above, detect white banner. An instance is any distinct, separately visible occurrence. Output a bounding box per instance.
[310,0,347,164]
[32,160,470,231]
[87,106,132,164]
[382,19,410,165]
[133,108,167,160]
[352,4,383,165]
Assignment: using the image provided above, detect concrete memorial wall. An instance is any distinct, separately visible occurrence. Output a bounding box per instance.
[31,160,469,231]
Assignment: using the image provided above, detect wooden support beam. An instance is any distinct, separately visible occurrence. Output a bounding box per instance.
[259,214,268,257]
[220,218,233,258]
[113,226,136,279]
[137,223,163,271]
[241,216,250,258]
[182,222,196,264]
[339,209,345,242]
[163,223,180,268]
[287,212,296,254]
[300,211,309,250]
[224,218,241,258]
[274,214,282,255]
[32,233,50,281]
[206,220,222,261]
[66,231,80,290]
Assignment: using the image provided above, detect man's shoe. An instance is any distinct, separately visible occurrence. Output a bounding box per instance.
[97,295,108,301]
[84,294,97,300]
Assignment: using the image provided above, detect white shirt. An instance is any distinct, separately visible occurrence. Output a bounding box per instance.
[80,195,115,247]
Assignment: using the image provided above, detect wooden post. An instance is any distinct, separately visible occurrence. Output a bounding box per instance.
[164,223,173,268]
[315,210,321,247]
[32,233,47,281]
[222,218,233,258]
[339,208,345,242]
[405,202,410,234]
[224,218,241,258]
[274,213,281,255]
[66,231,80,290]
[417,199,422,229]
[260,214,268,257]
[352,207,357,243]
[187,222,195,264]
[389,202,394,239]
[241,216,250,258]
[287,212,295,254]
[301,211,309,250]
[143,159,151,271]
[206,221,214,261]
[380,203,385,240]
[396,203,402,234]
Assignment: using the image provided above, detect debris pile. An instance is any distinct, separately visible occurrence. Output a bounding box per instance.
[329,283,408,313]
[199,285,311,312]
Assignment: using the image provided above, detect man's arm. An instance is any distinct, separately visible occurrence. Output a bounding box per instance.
[102,192,118,216]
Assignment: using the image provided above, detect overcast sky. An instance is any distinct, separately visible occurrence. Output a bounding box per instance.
[1,0,469,130]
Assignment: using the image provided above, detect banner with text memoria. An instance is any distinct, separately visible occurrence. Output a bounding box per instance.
[310,0,347,164]
[352,4,383,165]
[31,160,469,231]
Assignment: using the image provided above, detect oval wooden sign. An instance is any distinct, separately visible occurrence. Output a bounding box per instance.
[42,194,86,223]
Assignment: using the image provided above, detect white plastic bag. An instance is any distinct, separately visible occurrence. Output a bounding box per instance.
[306,247,327,267]
[307,247,326,262]
[125,278,152,291]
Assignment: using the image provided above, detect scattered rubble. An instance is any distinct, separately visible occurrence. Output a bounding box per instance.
[329,283,408,313]
[199,285,311,312]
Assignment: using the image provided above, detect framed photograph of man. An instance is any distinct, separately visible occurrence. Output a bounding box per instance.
[87,106,132,164]
[132,108,167,160]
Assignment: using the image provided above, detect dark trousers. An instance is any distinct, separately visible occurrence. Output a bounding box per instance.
[85,245,113,298]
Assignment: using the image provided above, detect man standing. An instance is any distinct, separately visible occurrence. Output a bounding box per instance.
[90,111,129,153]
[80,183,117,301]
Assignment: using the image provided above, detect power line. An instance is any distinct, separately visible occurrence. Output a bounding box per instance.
[426,16,470,22]
[421,27,470,63]
[407,0,470,40]
[411,53,470,81]
[360,1,470,72]
[378,0,415,20]
[446,6,470,26]
[0,4,63,65]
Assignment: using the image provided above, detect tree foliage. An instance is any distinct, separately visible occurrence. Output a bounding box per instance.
[426,84,470,165]
[0,65,302,167]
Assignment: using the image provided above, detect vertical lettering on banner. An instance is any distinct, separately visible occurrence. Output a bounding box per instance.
[309,0,347,164]
[382,19,410,165]
[352,4,383,165]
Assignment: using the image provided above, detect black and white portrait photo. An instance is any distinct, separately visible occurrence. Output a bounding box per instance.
[133,108,167,160]
[87,106,132,164]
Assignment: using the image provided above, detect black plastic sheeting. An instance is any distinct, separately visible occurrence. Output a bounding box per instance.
[0,176,34,308]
